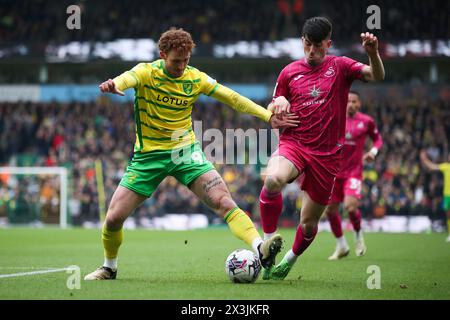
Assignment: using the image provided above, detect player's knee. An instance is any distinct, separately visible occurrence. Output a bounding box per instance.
[218,194,237,216]
[105,206,126,229]
[344,203,358,213]
[300,214,320,236]
[325,209,336,218]
[325,204,339,217]
[264,175,284,193]
[205,191,236,217]
[105,214,124,230]
[300,221,319,238]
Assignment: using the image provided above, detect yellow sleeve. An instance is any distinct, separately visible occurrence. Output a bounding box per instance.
[113,63,148,91]
[439,163,450,173]
[199,71,219,95]
[209,84,273,122]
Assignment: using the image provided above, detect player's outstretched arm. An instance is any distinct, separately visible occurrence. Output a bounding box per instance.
[420,150,441,171]
[210,84,299,129]
[99,68,142,96]
[99,79,125,96]
[360,32,385,82]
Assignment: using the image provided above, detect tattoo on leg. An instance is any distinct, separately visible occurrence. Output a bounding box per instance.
[202,176,223,193]
[199,176,228,210]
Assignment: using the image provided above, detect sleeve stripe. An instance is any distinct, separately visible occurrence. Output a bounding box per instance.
[207,83,219,96]
[133,97,143,151]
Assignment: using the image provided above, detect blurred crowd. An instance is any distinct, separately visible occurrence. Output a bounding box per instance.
[357,86,450,227]
[0,85,449,228]
[1,0,448,44]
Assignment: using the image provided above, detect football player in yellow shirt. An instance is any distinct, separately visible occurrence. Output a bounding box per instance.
[85,28,299,280]
[420,150,450,242]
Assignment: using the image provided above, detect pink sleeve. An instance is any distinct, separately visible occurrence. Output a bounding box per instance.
[339,56,366,82]
[272,67,290,101]
[368,117,383,150]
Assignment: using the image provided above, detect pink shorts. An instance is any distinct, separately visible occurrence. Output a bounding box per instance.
[274,141,341,206]
[330,177,362,203]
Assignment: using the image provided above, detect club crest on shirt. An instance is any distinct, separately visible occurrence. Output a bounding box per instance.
[345,132,352,140]
[357,122,364,129]
[324,66,336,78]
[183,83,193,94]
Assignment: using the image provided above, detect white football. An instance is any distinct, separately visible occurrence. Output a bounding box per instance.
[225,249,261,283]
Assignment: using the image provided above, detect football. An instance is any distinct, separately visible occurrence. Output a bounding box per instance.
[225,249,262,283]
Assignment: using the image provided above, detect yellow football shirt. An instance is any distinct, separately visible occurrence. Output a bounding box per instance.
[113,59,272,153]
[439,163,450,196]
[114,60,218,152]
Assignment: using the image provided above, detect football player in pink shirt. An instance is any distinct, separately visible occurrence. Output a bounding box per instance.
[325,91,383,260]
[259,16,385,280]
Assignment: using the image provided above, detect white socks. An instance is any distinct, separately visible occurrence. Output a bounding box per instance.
[252,238,264,256]
[283,249,299,266]
[337,235,349,249]
[264,232,276,240]
[103,257,118,270]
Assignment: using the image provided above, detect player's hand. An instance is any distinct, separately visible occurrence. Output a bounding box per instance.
[363,151,375,163]
[269,113,300,129]
[99,79,125,96]
[269,96,291,118]
[361,32,379,56]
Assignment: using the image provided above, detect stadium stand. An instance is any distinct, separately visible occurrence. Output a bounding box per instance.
[0,0,448,44]
[1,85,448,227]
[0,0,448,231]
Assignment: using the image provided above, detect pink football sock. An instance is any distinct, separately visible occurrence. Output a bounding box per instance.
[259,187,283,234]
[292,224,318,256]
[349,209,362,232]
[327,211,343,238]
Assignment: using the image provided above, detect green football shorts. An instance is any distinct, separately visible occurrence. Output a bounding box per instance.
[119,142,215,197]
[443,196,450,211]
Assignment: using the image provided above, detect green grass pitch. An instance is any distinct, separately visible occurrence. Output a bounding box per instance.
[0,227,449,300]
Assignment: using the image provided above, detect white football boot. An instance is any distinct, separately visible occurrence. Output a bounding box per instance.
[355,234,367,256]
[84,266,117,280]
[328,244,350,260]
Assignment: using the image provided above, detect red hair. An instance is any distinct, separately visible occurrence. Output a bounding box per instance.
[158,28,195,54]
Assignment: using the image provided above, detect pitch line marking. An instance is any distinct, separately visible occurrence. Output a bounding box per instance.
[0,267,76,279]
[0,267,64,270]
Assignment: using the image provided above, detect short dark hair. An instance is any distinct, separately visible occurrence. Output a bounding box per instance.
[302,17,332,43]
[349,90,360,98]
